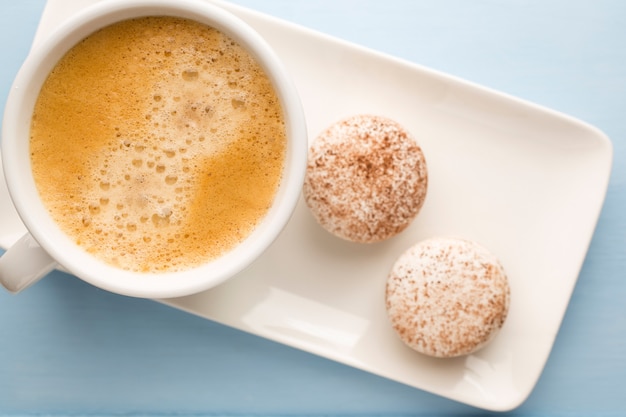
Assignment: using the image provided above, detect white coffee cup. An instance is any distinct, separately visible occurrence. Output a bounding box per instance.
[0,0,307,298]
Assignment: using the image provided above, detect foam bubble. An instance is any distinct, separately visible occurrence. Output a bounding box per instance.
[182,69,199,81]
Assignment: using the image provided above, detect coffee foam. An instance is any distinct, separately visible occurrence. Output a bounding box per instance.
[30,17,286,272]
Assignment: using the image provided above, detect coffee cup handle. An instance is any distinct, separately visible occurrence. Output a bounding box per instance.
[0,233,58,293]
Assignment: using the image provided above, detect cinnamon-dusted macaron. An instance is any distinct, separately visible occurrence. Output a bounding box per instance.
[385,237,510,358]
[303,115,428,243]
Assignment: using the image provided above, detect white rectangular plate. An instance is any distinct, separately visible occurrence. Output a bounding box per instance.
[0,0,612,411]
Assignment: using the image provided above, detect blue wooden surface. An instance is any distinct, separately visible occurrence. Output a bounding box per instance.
[1,0,625,415]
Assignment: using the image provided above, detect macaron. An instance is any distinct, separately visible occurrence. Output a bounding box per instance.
[303,115,428,243]
[385,237,510,358]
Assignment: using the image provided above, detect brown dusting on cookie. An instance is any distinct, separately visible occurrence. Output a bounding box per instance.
[385,237,510,358]
[303,115,428,243]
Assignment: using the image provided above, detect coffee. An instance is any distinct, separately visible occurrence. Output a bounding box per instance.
[30,16,286,273]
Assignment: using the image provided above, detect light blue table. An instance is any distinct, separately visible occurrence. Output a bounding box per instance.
[1,1,625,415]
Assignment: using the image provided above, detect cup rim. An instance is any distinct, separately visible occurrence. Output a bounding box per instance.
[1,0,307,298]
